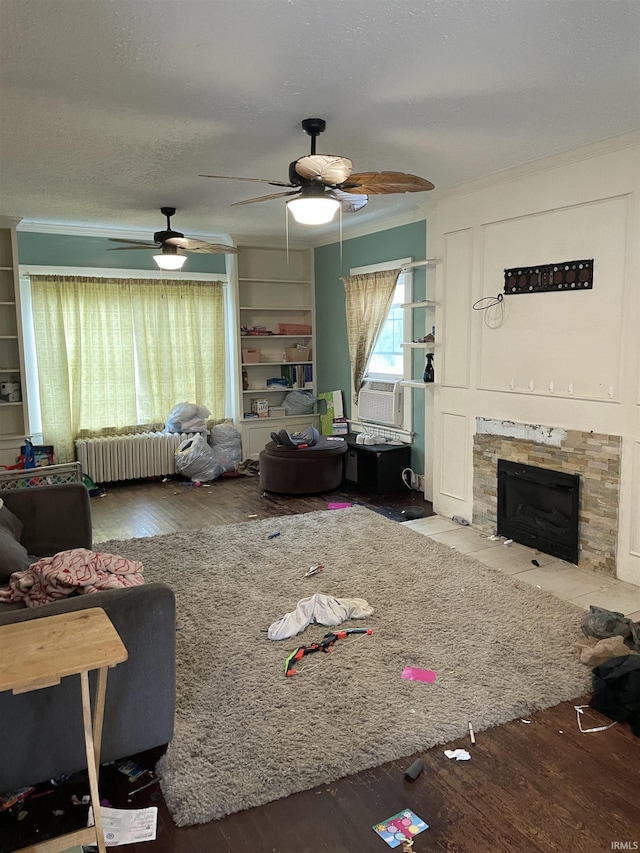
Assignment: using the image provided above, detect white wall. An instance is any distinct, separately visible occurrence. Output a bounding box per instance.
[431,136,640,585]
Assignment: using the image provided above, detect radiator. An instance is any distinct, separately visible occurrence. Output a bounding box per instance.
[75,431,196,484]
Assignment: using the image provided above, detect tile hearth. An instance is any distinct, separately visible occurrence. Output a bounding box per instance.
[402,515,640,622]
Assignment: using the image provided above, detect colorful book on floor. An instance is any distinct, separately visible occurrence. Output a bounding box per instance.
[373,808,429,848]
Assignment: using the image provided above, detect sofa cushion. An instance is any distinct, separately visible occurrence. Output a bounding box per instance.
[0,499,31,584]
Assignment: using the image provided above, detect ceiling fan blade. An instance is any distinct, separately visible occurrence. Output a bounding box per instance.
[341,171,435,194]
[108,239,157,248]
[231,190,301,206]
[108,245,159,251]
[328,188,368,213]
[186,245,239,254]
[294,155,353,186]
[199,174,294,188]
[165,237,238,254]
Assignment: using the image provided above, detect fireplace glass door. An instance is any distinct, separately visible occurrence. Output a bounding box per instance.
[497,459,580,564]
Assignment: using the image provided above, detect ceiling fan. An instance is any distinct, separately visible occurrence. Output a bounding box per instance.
[108,207,237,270]
[200,118,435,225]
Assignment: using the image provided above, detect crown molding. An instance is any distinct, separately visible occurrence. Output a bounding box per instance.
[309,132,639,247]
[310,207,432,249]
[19,264,228,282]
[0,216,23,229]
[436,131,640,202]
[16,220,236,246]
[229,232,314,250]
[17,220,314,251]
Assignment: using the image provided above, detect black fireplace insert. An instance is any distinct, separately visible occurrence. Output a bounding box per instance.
[497,459,580,564]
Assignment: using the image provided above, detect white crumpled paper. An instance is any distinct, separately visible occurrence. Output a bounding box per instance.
[444,748,471,761]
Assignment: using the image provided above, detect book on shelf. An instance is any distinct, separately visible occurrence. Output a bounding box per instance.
[281,363,313,389]
[281,364,294,388]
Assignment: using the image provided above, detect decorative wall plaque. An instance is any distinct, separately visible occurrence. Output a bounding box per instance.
[504,259,593,294]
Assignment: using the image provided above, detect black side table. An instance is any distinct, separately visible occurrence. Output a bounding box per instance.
[344,434,412,493]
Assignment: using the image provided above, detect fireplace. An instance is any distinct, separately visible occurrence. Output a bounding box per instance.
[474,423,621,576]
[497,459,580,564]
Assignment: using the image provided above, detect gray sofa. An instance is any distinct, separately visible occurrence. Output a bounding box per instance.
[0,484,176,792]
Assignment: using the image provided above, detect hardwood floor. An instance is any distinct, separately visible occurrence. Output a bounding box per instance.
[3,476,639,852]
[89,472,435,543]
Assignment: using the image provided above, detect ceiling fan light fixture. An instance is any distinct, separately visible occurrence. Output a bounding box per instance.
[153,243,187,271]
[286,186,339,225]
[153,253,187,270]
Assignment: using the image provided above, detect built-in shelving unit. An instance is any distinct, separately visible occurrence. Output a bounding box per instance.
[0,221,29,466]
[235,245,318,458]
[400,380,429,389]
[400,260,439,503]
[402,285,437,386]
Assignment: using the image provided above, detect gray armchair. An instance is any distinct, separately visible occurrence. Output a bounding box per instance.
[0,484,176,791]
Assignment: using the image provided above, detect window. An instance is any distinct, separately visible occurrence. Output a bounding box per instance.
[366,275,407,377]
[350,258,412,381]
[20,266,230,462]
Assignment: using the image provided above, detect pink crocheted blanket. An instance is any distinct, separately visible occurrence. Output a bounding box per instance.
[0,548,144,607]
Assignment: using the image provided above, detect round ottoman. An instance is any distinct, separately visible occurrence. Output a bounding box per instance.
[259,438,348,495]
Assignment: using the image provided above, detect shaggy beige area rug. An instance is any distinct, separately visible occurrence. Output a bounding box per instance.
[98,506,590,827]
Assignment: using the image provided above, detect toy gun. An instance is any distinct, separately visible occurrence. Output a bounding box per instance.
[284,627,373,677]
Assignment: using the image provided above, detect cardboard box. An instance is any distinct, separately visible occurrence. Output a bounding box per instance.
[251,398,269,418]
[269,406,286,418]
[260,350,286,363]
[284,346,311,363]
[278,323,312,335]
[242,348,260,363]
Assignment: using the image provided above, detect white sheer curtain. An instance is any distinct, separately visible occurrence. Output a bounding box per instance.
[30,275,225,462]
[341,268,401,402]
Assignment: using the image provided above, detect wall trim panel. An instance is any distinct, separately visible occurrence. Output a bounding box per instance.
[439,412,468,500]
[441,229,472,389]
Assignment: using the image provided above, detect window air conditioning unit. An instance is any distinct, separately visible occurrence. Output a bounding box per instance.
[358,379,403,427]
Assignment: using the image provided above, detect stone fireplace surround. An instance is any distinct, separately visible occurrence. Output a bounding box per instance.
[472,420,621,577]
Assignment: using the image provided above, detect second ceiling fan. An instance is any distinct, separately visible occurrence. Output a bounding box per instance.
[200,118,434,224]
[109,207,237,270]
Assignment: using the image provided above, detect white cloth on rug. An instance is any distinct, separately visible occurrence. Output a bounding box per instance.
[268,592,374,640]
[0,548,144,607]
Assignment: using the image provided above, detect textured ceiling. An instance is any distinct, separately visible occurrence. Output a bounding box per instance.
[1,0,639,245]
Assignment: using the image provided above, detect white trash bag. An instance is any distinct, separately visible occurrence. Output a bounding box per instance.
[175,434,224,482]
[209,423,242,472]
[283,390,317,416]
[165,402,210,434]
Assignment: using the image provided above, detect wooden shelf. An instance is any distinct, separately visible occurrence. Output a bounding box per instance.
[237,246,315,458]
[401,342,435,349]
[242,361,313,367]
[243,387,313,394]
[401,300,436,309]
[239,306,312,311]
[240,334,312,340]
